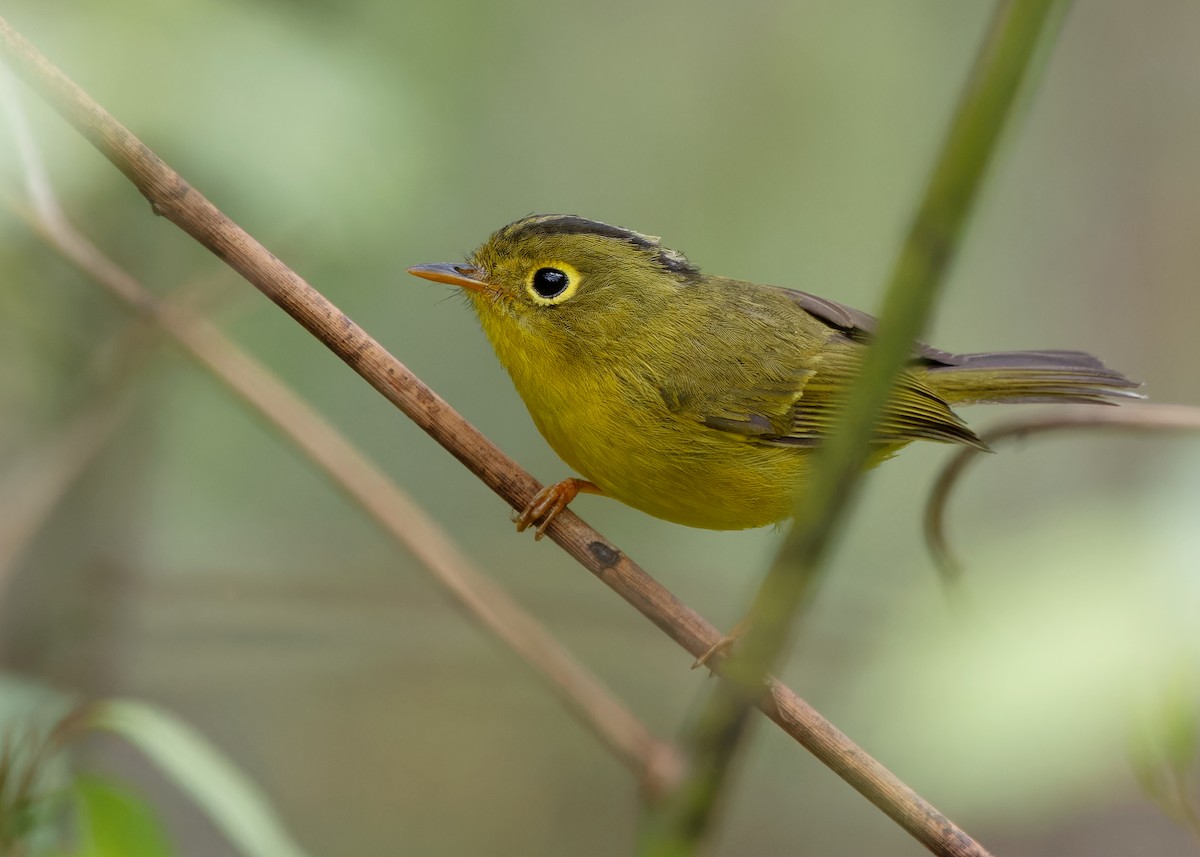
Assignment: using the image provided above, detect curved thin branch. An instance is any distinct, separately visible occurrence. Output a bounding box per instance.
[0,17,987,855]
[925,404,1200,580]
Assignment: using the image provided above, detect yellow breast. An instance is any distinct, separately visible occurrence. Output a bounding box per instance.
[494,336,808,530]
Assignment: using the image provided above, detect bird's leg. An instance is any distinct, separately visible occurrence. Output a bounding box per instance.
[515,478,602,540]
[691,614,753,670]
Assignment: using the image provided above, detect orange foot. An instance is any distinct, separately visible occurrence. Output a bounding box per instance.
[691,616,751,670]
[514,478,601,540]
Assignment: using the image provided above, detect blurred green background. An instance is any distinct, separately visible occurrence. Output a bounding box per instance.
[1,1,1198,854]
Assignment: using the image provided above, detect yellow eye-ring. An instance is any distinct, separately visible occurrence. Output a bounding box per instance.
[525,261,582,305]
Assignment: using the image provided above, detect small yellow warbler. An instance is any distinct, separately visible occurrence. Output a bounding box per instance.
[410,214,1139,537]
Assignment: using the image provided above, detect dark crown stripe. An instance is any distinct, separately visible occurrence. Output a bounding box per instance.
[502,214,701,280]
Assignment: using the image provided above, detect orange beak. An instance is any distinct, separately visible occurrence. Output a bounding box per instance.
[406,263,492,293]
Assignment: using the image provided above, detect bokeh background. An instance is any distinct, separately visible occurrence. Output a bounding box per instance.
[1,1,1198,854]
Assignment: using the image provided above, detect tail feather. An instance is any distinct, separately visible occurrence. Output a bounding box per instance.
[926,349,1142,406]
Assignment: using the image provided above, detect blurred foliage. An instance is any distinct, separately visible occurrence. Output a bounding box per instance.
[1,1,1198,855]
[1131,671,1200,837]
[87,700,310,857]
[0,675,74,855]
[74,774,176,857]
[0,674,306,856]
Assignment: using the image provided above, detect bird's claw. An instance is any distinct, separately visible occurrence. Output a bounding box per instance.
[514,479,590,540]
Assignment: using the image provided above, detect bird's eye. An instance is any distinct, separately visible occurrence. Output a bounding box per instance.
[524,263,582,305]
[531,267,569,299]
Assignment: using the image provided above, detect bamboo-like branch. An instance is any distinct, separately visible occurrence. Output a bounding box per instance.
[924,404,1200,579]
[643,1,1068,853]
[1,77,675,788]
[0,16,989,855]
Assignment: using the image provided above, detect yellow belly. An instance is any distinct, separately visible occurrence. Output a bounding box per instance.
[514,367,809,530]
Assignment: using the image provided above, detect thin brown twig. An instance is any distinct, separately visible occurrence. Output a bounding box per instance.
[2,88,675,789]
[0,18,989,855]
[924,404,1200,580]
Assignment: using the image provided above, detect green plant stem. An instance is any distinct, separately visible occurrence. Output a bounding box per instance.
[640,2,1072,855]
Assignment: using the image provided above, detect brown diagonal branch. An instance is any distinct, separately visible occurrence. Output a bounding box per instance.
[0,17,987,855]
[2,85,673,787]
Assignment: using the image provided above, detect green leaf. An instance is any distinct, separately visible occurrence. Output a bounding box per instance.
[74,775,173,857]
[86,700,310,857]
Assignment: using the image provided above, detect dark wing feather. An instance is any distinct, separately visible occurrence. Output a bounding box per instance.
[687,283,1134,450]
[675,284,985,450]
[782,288,879,340]
[780,287,962,365]
[764,349,985,449]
